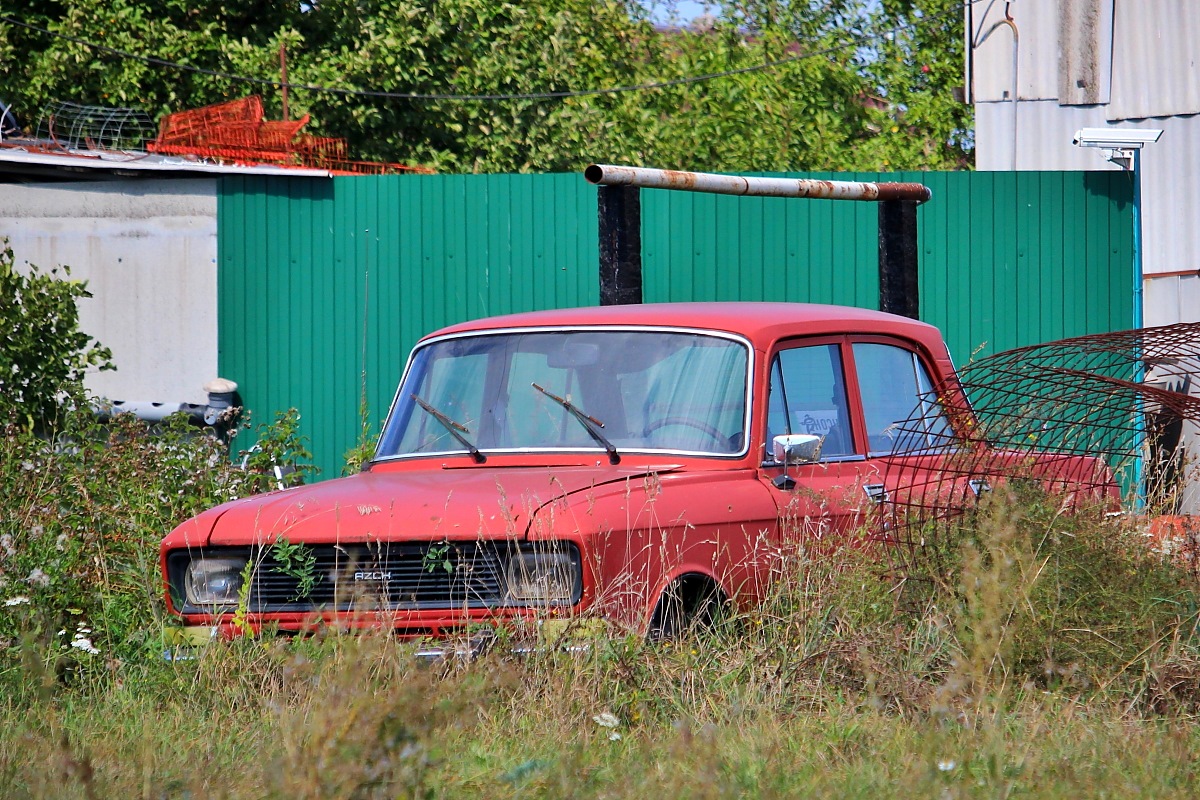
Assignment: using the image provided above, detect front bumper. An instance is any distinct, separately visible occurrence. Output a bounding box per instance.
[162,615,607,661]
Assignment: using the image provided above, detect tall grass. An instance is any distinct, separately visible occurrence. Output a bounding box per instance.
[2,415,1200,797]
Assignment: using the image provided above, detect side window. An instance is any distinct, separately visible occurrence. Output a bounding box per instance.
[767,344,854,458]
[853,342,952,454]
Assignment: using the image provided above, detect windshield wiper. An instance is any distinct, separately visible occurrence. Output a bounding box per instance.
[531,383,620,465]
[410,394,486,463]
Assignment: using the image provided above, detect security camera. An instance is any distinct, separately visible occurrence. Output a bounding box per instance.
[1072,128,1163,150]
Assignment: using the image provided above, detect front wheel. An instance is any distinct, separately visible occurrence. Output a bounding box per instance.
[647,578,728,641]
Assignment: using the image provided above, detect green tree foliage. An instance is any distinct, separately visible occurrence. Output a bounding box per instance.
[0,0,971,172]
[0,241,113,430]
[857,0,974,169]
[578,3,875,173]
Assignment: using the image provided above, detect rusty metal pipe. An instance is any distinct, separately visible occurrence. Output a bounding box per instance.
[584,164,932,204]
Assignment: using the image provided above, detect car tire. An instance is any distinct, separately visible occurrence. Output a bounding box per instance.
[647,577,727,641]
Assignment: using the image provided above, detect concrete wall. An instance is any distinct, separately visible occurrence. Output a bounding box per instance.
[0,179,218,404]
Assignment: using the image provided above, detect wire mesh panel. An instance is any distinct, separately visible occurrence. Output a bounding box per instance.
[34,101,155,151]
[880,322,1200,577]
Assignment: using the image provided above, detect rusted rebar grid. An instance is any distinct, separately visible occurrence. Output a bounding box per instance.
[880,322,1200,579]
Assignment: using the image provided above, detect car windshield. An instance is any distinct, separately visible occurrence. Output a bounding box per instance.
[376,329,750,459]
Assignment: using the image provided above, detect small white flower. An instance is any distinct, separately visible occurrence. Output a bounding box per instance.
[25,569,50,588]
[70,636,99,655]
[592,712,620,728]
[607,731,621,741]
[20,461,33,471]
[55,534,68,552]
[0,534,14,557]
[937,760,957,772]
[30,525,43,537]
[4,596,29,607]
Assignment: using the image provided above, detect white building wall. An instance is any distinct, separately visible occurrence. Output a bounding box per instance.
[0,179,218,404]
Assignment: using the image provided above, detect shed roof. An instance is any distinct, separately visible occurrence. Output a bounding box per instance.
[0,145,332,183]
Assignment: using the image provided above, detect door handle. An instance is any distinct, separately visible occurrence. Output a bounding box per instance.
[863,483,889,504]
[968,478,992,497]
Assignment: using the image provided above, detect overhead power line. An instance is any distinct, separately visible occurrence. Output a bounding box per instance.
[0,6,964,103]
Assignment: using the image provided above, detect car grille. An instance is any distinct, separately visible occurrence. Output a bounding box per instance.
[246,542,506,612]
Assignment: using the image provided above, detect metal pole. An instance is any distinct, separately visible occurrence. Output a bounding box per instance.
[597,184,642,306]
[1133,148,1144,330]
[280,44,290,121]
[878,199,921,320]
[1133,146,1145,508]
[585,164,931,204]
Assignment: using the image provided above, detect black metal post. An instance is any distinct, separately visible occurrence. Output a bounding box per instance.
[878,199,920,319]
[597,185,642,305]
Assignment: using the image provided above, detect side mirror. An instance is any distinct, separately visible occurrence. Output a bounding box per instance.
[772,433,823,465]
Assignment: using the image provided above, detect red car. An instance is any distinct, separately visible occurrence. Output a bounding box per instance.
[161,302,1114,643]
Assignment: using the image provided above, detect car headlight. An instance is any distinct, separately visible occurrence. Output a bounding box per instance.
[505,548,581,606]
[184,557,248,607]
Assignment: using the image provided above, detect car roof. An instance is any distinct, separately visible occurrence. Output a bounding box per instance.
[426,302,948,353]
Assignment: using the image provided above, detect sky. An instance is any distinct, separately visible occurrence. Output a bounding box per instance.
[645,1,716,24]
[648,1,885,24]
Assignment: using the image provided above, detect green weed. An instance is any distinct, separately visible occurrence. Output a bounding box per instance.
[0,407,314,688]
[270,536,319,600]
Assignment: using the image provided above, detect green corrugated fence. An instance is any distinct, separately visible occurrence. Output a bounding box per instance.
[217,171,1134,479]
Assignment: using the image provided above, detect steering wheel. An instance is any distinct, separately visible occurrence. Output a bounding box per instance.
[645,416,728,445]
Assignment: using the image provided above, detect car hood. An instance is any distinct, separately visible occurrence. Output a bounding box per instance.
[199,462,683,547]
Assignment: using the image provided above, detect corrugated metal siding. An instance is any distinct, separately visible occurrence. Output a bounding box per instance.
[977,100,1112,171]
[1145,274,1200,325]
[970,0,1200,115]
[643,170,1132,360]
[641,172,879,308]
[971,0,1200,324]
[969,0,1060,102]
[218,174,599,477]
[219,171,1133,478]
[1109,0,1200,120]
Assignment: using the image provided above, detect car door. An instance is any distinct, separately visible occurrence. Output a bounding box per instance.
[845,337,964,540]
[760,338,879,553]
